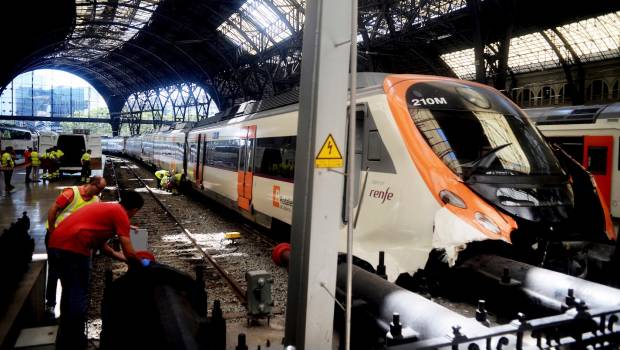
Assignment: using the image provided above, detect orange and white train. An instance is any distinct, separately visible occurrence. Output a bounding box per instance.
[526,103,620,220]
[106,74,616,281]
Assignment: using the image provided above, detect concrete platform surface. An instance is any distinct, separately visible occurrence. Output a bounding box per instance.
[0,162,104,254]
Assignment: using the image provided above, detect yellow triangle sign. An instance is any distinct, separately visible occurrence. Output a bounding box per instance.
[315,134,344,168]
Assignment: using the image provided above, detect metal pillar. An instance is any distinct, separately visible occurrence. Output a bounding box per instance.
[467,0,486,83]
[284,0,353,348]
[107,95,125,136]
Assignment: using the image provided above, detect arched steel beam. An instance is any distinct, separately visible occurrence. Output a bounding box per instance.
[25,61,129,97]
[25,61,121,93]
[74,1,237,71]
[237,12,279,48]
[67,21,219,103]
[540,30,584,104]
[10,34,186,95]
[25,44,166,94]
[18,62,119,120]
[549,28,583,66]
[25,57,149,96]
[69,21,219,91]
[262,0,297,33]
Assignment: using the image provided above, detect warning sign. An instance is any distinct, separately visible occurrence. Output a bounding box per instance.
[315,134,344,168]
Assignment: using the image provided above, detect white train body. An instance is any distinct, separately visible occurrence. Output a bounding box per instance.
[113,74,615,281]
[527,103,620,218]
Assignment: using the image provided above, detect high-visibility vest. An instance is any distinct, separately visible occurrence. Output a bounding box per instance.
[160,174,170,188]
[53,150,64,159]
[1,152,14,169]
[31,151,41,167]
[173,173,183,185]
[45,186,99,229]
[81,152,91,162]
[155,170,169,180]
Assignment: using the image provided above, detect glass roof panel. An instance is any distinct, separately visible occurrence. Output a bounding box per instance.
[555,12,620,62]
[441,12,620,79]
[506,32,559,72]
[217,0,303,55]
[440,48,476,79]
[48,0,160,62]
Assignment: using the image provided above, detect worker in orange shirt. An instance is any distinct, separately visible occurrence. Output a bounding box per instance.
[48,190,143,349]
[44,176,106,317]
[23,147,32,183]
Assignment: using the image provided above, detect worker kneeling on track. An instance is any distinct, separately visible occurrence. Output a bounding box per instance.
[47,190,144,349]
[154,169,169,189]
[167,171,184,195]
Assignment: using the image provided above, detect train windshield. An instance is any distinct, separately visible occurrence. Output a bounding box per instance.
[407,81,564,179]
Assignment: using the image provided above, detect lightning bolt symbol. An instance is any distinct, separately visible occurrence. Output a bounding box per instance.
[327,141,333,154]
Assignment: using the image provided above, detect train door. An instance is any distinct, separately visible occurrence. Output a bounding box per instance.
[583,136,613,206]
[195,134,202,182]
[238,125,256,211]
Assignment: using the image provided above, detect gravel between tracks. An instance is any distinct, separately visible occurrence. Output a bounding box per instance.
[86,157,288,341]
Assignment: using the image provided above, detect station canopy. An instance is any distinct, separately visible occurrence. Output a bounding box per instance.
[1,0,619,113]
[442,12,620,79]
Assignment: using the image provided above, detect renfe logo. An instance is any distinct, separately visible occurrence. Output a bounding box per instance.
[272,185,293,211]
[369,187,394,204]
[272,185,281,208]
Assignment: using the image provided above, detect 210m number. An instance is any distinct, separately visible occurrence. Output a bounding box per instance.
[411,97,448,106]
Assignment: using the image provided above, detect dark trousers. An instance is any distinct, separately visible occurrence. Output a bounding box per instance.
[3,169,12,188]
[49,248,91,350]
[25,166,32,182]
[80,161,91,180]
[45,231,59,308]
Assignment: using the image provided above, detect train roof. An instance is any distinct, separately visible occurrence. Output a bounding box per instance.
[193,72,389,129]
[526,102,620,125]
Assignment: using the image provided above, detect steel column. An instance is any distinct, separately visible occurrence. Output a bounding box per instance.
[284,0,353,348]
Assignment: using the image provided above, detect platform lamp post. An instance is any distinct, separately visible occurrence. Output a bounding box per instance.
[284,0,354,349]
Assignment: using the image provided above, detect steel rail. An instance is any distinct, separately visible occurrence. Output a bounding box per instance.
[109,156,248,304]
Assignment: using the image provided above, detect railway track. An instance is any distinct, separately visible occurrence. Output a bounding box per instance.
[102,156,288,318]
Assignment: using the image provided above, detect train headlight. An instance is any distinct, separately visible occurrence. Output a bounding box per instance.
[474,212,501,235]
[439,190,467,209]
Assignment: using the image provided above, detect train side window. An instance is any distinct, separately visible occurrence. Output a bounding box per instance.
[587,147,607,175]
[202,139,207,167]
[205,139,239,171]
[254,136,296,180]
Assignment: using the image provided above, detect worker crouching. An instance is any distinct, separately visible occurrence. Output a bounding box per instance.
[168,172,184,195]
[47,190,144,349]
[154,169,169,189]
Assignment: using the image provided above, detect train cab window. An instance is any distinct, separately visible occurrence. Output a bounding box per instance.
[587,147,607,175]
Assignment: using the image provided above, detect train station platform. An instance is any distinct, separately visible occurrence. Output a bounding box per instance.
[0,160,105,255]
